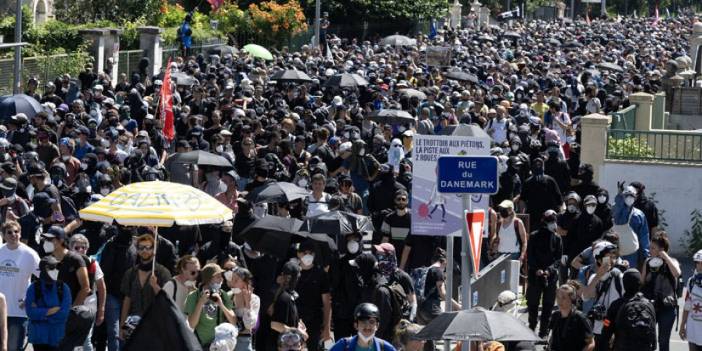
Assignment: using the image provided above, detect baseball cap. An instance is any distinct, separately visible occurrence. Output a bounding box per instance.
[42,226,66,240]
[583,195,597,206]
[498,199,514,209]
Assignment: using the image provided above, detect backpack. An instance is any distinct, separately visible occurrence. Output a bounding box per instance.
[410,266,431,304]
[33,280,65,306]
[166,278,179,300]
[376,281,409,331]
[614,293,657,350]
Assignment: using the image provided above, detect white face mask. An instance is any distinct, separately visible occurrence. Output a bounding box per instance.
[100,187,111,196]
[358,332,374,343]
[61,155,70,162]
[358,149,365,156]
[567,205,578,213]
[221,269,232,281]
[511,144,520,151]
[209,282,222,291]
[184,280,196,288]
[80,163,88,171]
[232,287,242,295]
[597,195,607,204]
[47,269,59,281]
[585,206,596,215]
[347,241,360,254]
[215,145,224,153]
[43,240,55,253]
[300,254,314,266]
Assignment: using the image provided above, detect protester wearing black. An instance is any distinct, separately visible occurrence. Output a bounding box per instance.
[295,240,332,351]
[548,284,594,351]
[493,155,521,209]
[519,157,563,230]
[350,253,395,341]
[544,147,570,195]
[526,210,562,338]
[595,188,614,230]
[603,268,657,351]
[566,195,604,279]
[267,261,304,351]
[197,221,244,267]
[641,232,681,351]
[368,166,406,241]
[330,233,363,339]
[630,181,660,235]
[571,164,600,200]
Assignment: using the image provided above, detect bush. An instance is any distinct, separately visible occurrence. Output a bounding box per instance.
[248,1,308,47]
[607,135,655,159]
[682,209,702,255]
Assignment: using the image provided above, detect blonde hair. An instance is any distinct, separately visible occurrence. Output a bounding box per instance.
[393,319,423,348]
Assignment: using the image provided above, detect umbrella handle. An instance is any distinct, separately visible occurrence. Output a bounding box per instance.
[152,228,159,274]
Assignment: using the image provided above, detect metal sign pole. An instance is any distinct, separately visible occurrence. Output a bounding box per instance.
[444,234,454,351]
[461,194,472,351]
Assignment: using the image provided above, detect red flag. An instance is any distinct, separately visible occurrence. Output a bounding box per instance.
[207,0,224,11]
[160,58,175,141]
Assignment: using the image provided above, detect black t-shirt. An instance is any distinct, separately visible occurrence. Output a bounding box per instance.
[423,266,445,300]
[548,310,593,351]
[270,290,299,348]
[296,266,330,320]
[57,251,88,302]
[390,269,415,297]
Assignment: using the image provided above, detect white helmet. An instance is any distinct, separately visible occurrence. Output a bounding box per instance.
[694,249,702,263]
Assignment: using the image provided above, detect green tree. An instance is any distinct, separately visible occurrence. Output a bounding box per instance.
[53,0,160,25]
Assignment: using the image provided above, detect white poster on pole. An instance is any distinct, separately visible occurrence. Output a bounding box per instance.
[411,134,490,236]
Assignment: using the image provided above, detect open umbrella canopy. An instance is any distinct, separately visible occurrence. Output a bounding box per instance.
[444,70,479,83]
[79,181,233,226]
[167,150,233,169]
[246,181,310,204]
[243,44,273,60]
[502,31,522,39]
[324,73,369,88]
[398,88,427,100]
[380,35,416,46]
[0,94,43,121]
[270,69,313,83]
[240,216,337,257]
[415,308,541,342]
[597,62,624,72]
[367,109,416,125]
[300,210,374,238]
[209,45,239,56]
[170,72,199,86]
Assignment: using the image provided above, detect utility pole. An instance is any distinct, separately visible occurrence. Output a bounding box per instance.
[13,0,22,94]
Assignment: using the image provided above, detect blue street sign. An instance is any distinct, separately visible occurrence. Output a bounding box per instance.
[436,156,499,194]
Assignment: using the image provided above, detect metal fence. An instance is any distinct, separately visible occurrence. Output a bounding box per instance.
[0,52,90,96]
[606,129,702,163]
[162,39,228,64]
[609,105,637,131]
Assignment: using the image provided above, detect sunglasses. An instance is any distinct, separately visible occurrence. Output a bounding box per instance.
[395,197,408,202]
[5,230,20,234]
[280,332,302,345]
[137,245,154,252]
[73,245,87,251]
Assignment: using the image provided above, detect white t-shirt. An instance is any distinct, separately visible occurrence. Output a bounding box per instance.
[488,118,509,144]
[306,193,331,217]
[0,244,40,317]
[163,278,196,312]
[84,260,104,311]
[684,278,702,345]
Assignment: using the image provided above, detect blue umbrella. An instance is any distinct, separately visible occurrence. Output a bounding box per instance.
[0,94,43,121]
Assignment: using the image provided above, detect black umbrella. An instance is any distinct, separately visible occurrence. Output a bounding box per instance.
[565,41,583,48]
[367,109,416,125]
[270,69,313,83]
[167,150,233,169]
[324,73,369,88]
[300,210,374,238]
[246,181,310,204]
[444,70,479,83]
[547,38,561,46]
[415,308,541,342]
[502,31,522,39]
[597,62,624,72]
[170,72,199,86]
[0,94,42,121]
[209,45,239,56]
[398,88,427,100]
[380,35,416,46]
[240,216,336,257]
[477,35,495,42]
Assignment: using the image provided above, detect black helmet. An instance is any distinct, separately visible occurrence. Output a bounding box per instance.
[354,303,380,321]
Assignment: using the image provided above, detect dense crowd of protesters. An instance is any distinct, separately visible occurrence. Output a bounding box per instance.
[0,9,701,351]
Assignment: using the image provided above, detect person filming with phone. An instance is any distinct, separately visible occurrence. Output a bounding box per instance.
[184,263,236,348]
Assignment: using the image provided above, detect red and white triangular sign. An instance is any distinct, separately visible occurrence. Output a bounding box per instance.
[465,210,485,277]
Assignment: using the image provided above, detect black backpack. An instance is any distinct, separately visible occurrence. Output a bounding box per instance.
[375,281,409,331]
[614,293,657,351]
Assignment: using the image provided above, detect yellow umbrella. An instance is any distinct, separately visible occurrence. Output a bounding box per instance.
[79,181,233,227]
